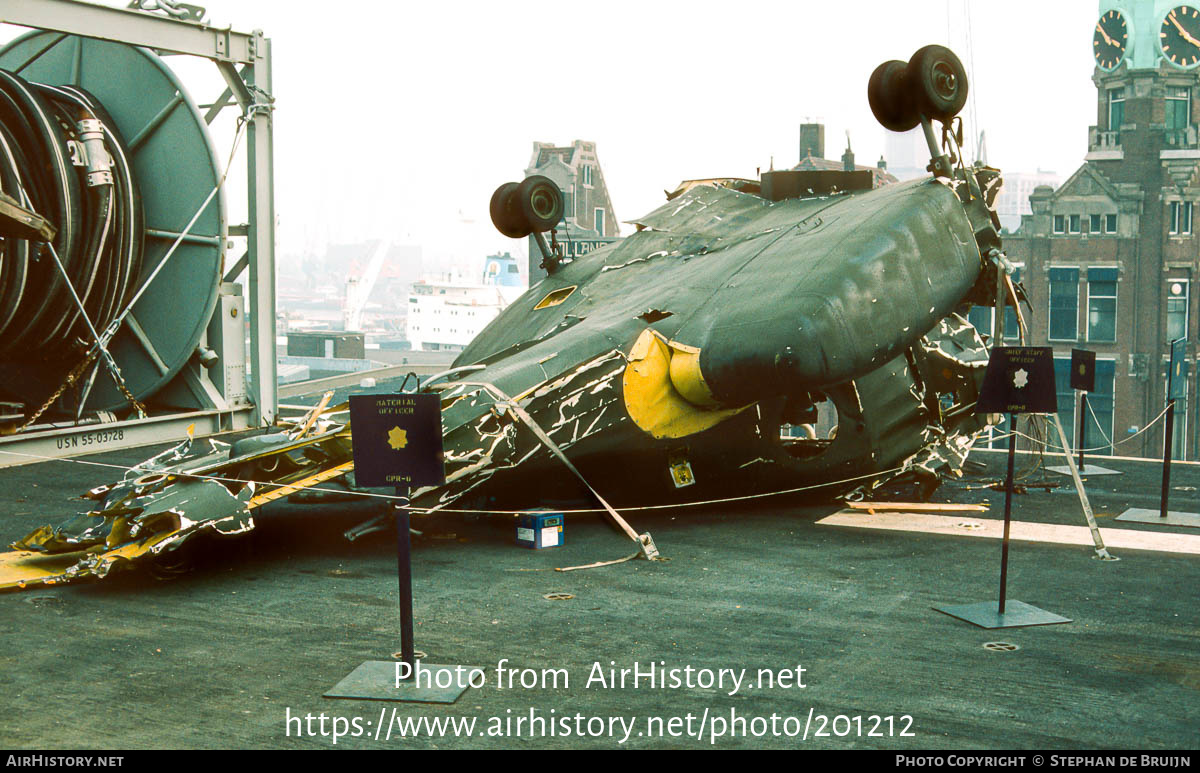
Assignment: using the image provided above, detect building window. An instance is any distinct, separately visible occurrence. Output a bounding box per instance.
[967,306,994,339]
[1169,201,1193,235]
[1053,358,1077,441]
[595,208,605,237]
[1002,266,1023,341]
[1178,362,1191,459]
[1108,87,1125,130]
[1166,85,1191,131]
[1048,267,1080,341]
[1089,214,1102,233]
[988,413,1012,449]
[1168,279,1190,341]
[1069,214,1081,233]
[1105,213,1118,233]
[1087,267,1119,343]
[1053,214,1066,234]
[1085,359,1116,454]
[581,165,593,186]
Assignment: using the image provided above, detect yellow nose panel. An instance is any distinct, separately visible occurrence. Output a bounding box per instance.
[622,328,749,439]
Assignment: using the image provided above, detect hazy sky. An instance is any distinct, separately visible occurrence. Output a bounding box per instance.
[4,0,1101,270]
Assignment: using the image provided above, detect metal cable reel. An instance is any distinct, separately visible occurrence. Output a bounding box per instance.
[0,32,225,416]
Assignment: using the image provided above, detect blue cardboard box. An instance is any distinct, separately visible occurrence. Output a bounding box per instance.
[516,510,564,549]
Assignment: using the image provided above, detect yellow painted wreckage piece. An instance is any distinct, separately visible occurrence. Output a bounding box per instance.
[622,328,749,440]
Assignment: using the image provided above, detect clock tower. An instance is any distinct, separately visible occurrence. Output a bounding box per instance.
[1091,0,1200,164]
[1002,0,1200,461]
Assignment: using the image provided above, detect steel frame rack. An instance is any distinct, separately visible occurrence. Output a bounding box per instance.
[0,0,277,468]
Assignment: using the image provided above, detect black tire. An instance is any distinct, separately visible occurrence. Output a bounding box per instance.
[516,175,566,232]
[489,181,530,239]
[516,175,564,233]
[867,59,920,132]
[906,45,968,122]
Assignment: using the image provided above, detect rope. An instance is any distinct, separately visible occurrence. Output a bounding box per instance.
[1085,394,1116,448]
[1014,405,1170,455]
[452,380,652,558]
[963,0,980,162]
[0,442,907,516]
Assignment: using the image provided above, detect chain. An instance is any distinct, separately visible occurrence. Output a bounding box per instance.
[2,351,101,435]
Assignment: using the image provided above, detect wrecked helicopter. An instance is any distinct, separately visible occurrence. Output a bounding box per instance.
[1,45,1024,589]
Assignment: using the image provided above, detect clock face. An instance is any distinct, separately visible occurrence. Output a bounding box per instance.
[1094,10,1128,70]
[1162,5,1200,68]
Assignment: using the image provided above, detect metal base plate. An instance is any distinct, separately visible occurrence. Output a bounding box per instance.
[325,661,481,704]
[933,600,1072,629]
[1045,464,1121,476]
[1116,507,1200,529]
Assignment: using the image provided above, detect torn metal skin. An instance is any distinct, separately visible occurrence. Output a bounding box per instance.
[408,161,1007,518]
[0,399,354,590]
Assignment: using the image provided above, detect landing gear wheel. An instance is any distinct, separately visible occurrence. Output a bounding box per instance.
[489,182,530,239]
[906,45,968,122]
[868,60,920,132]
[516,175,564,232]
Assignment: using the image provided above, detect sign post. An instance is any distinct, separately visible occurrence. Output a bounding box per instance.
[326,393,481,704]
[1048,349,1119,478]
[1118,338,1200,527]
[996,412,1016,615]
[1071,349,1096,472]
[935,346,1072,629]
[1161,338,1186,519]
[394,492,415,670]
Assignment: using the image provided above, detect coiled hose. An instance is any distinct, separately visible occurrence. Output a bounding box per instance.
[0,67,143,363]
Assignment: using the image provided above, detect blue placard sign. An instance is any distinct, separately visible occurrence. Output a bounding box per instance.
[348,393,445,488]
[976,346,1058,415]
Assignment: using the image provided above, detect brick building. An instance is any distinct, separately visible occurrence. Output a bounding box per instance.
[524,140,621,283]
[993,169,1063,233]
[1003,0,1200,459]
